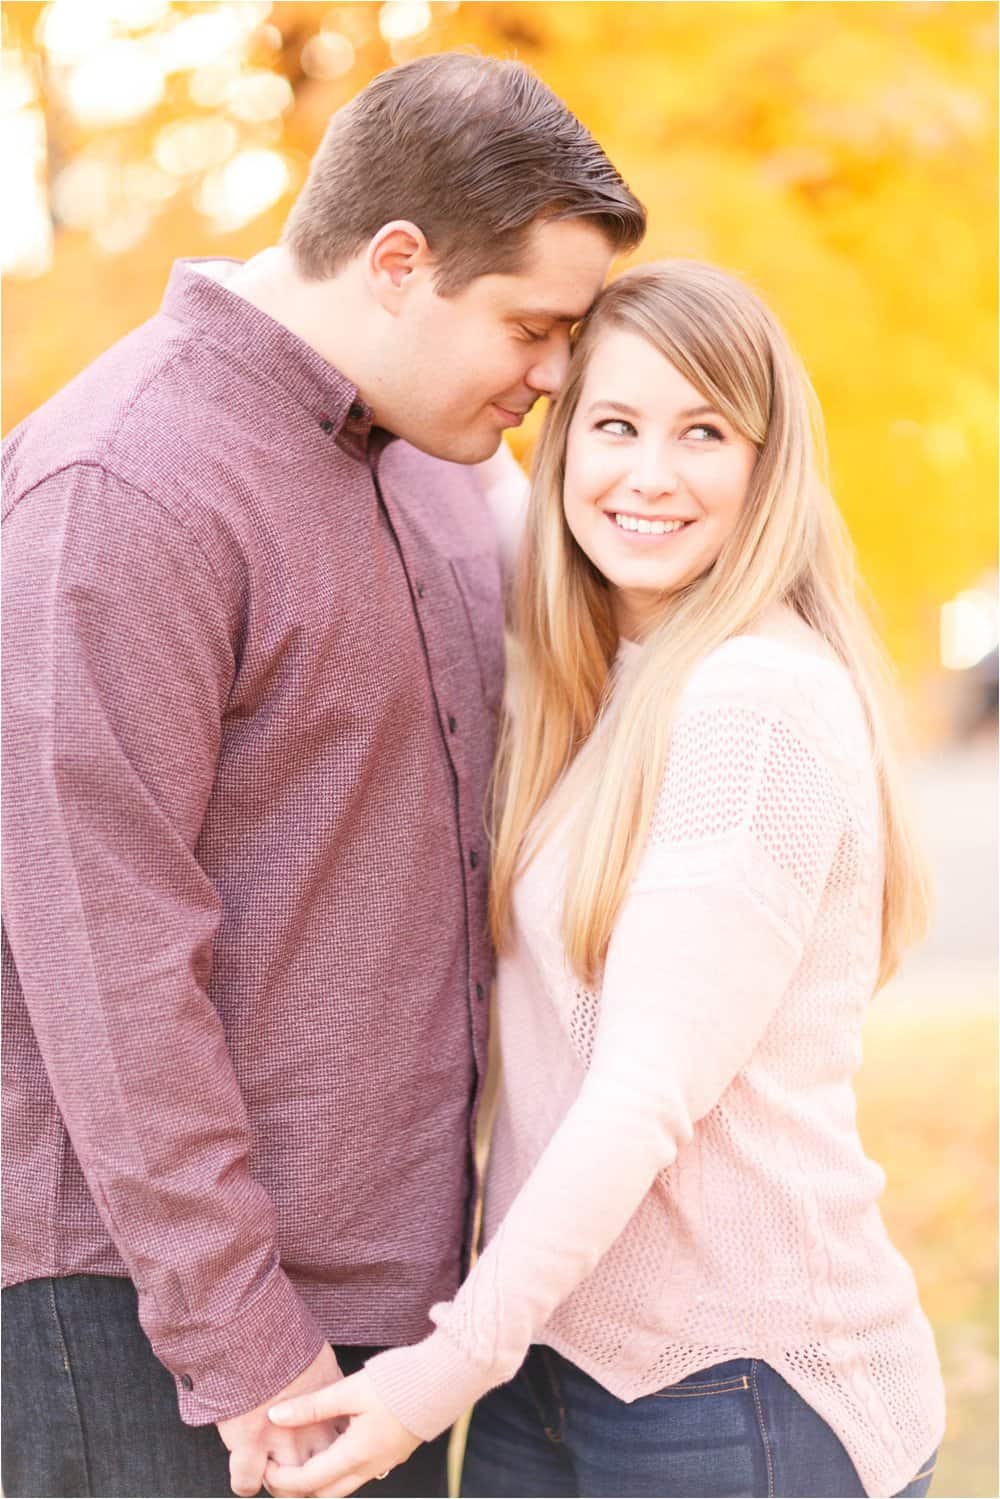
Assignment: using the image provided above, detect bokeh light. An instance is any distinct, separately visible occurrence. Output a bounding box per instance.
[65,39,165,126]
[940,586,999,672]
[378,2,432,44]
[195,146,289,230]
[301,30,356,81]
[154,117,239,177]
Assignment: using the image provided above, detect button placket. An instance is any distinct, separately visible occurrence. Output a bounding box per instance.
[374,469,491,1100]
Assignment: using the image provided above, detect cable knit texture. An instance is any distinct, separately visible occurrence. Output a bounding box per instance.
[366,637,945,1498]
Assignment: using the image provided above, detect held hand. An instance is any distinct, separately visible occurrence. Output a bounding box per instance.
[216,1342,344,1498]
[265,1369,421,1498]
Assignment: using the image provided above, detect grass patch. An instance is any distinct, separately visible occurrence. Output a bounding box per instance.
[857,1001,998,1497]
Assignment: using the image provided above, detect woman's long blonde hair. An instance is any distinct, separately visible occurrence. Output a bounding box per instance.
[489,261,929,991]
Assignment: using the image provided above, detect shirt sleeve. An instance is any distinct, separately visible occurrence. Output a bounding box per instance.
[364,683,849,1438]
[1,465,325,1423]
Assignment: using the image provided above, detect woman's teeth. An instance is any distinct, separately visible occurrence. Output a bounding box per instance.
[614,514,686,535]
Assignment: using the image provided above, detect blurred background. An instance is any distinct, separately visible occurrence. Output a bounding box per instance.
[2,2,996,1492]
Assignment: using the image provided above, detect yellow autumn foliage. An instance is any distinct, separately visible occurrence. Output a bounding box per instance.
[2,1,996,683]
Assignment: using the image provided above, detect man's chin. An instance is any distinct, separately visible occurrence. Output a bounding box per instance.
[401,426,501,466]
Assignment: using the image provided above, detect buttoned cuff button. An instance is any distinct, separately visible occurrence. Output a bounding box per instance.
[178,1373,194,1392]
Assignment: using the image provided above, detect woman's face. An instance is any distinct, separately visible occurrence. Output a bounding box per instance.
[562,327,759,639]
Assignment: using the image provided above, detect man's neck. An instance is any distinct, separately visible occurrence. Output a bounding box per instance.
[225,246,370,392]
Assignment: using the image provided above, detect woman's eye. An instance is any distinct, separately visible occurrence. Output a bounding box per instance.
[518,325,548,343]
[595,418,636,437]
[685,423,724,442]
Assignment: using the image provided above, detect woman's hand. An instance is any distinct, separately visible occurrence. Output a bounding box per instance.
[264,1369,421,1497]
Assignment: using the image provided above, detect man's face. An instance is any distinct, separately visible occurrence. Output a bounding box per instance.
[375,218,615,463]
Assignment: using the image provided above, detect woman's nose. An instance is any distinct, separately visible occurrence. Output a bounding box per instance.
[627,456,678,499]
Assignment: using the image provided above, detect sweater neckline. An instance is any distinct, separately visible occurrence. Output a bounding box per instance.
[617,631,848,676]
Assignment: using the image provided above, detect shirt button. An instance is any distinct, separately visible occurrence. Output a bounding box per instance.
[415,581,425,598]
[318,416,334,433]
[179,1373,194,1392]
[447,715,458,733]
[348,400,365,421]
[469,849,479,869]
[475,983,485,1002]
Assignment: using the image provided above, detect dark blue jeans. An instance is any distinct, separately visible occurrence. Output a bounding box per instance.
[460,1345,937,1497]
[1,1275,449,1498]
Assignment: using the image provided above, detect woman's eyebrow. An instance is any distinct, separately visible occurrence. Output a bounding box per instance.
[584,401,723,420]
[584,400,641,418]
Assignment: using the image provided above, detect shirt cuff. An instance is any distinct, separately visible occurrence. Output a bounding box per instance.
[151,1265,327,1425]
[365,1328,498,1442]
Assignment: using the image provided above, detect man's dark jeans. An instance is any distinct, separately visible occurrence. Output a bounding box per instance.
[2,1275,450,1499]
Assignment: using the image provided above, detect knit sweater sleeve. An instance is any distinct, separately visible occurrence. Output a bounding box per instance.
[366,663,851,1439]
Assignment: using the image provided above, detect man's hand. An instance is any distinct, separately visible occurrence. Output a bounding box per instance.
[265,1368,421,1498]
[217,1342,344,1497]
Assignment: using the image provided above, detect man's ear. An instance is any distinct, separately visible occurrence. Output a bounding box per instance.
[366,221,433,312]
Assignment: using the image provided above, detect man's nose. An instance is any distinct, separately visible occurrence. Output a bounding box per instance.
[525,338,572,396]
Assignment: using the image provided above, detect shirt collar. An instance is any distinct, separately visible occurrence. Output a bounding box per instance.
[160,258,379,455]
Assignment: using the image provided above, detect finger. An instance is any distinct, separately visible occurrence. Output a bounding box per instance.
[229,1444,266,1498]
[261,1463,302,1499]
[266,1438,360,1494]
[268,1430,321,1468]
[269,1382,356,1427]
[262,1445,328,1498]
[262,1480,298,1499]
[315,1480,364,1499]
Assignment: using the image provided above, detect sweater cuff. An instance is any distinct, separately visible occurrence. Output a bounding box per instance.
[149,1265,327,1425]
[365,1328,497,1442]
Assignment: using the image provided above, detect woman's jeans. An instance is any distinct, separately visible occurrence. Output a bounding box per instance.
[460,1345,937,1498]
[1,1275,449,1499]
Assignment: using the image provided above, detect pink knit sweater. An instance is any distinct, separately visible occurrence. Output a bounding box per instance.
[368,637,945,1497]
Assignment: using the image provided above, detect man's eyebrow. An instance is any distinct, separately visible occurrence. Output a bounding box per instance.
[511,307,588,324]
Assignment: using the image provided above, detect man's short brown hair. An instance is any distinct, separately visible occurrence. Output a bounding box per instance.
[282,52,646,293]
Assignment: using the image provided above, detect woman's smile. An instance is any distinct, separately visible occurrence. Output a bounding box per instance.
[605,510,696,539]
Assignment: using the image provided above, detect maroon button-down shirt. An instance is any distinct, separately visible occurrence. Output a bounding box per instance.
[1,260,502,1424]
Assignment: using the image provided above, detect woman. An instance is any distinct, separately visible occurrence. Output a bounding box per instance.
[267,262,946,1498]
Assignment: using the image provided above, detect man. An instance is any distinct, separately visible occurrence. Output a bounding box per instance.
[1,50,645,1499]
